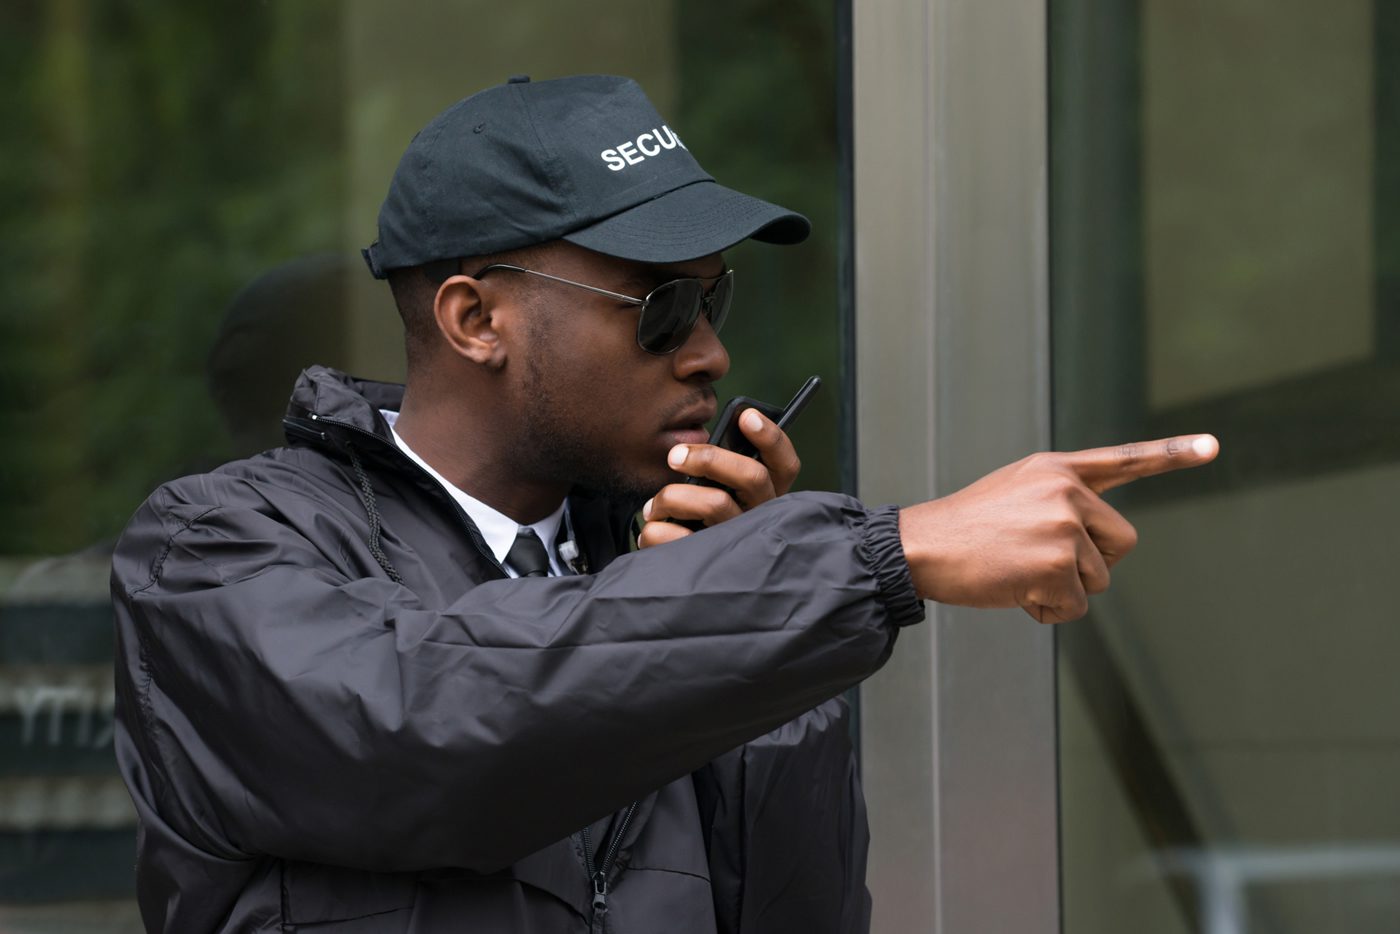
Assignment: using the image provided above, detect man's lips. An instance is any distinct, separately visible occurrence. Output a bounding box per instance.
[662,400,717,446]
[664,427,711,446]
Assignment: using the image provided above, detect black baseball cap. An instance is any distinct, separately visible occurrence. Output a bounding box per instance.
[362,74,810,278]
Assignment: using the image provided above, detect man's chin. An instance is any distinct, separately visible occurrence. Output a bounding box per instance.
[568,467,663,506]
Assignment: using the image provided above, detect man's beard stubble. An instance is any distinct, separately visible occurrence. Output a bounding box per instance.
[515,332,658,506]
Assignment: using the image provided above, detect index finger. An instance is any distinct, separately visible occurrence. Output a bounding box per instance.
[738,407,802,495]
[1064,434,1220,493]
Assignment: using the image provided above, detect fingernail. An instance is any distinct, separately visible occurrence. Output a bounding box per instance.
[1192,435,1218,457]
[668,445,688,468]
[742,409,763,432]
[642,498,653,520]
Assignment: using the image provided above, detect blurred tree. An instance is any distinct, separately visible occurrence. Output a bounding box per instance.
[0,0,346,555]
[676,0,843,494]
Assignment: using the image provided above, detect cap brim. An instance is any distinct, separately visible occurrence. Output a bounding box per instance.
[562,180,810,263]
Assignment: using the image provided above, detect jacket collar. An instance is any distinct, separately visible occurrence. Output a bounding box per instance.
[281,366,643,571]
[285,365,403,446]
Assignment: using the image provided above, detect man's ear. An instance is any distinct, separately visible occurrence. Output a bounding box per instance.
[433,275,505,367]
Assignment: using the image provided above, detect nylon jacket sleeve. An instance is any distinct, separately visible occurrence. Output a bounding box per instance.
[112,485,922,874]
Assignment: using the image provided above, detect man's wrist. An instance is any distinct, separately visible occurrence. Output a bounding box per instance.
[862,504,926,627]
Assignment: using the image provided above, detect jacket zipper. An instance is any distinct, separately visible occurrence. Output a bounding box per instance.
[294,413,508,576]
[298,412,641,925]
[580,800,638,926]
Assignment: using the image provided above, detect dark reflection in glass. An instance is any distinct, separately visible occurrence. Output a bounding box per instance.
[1,0,845,926]
[1053,1,1400,932]
[2,4,346,927]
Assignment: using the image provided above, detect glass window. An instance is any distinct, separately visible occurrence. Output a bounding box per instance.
[1053,1,1400,931]
[0,1,847,926]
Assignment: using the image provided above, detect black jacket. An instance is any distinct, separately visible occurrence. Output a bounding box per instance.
[111,367,925,932]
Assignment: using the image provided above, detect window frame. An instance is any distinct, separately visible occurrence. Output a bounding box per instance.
[852,1,1059,932]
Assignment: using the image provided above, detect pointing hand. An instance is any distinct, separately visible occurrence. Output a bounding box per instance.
[899,434,1220,623]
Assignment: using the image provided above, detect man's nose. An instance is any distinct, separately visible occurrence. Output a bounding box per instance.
[671,312,730,383]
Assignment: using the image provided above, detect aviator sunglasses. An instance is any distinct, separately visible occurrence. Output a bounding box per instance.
[471,264,734,355]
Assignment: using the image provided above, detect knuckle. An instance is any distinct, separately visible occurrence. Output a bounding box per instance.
[1083,567,1111,594]
[1116,443,1143,466]
[1049,510,1084,537]
[637,523,665,548]
[699,491,735,524]
[1029,468,1076,500]
[1061,478,1094,505]
[1047,549,1079,577]
[652,486,690,518]
[1024,451,1054,471]
[741,461,769,492]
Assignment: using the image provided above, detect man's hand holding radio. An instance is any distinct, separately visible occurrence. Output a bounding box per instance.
[639,407,801,547]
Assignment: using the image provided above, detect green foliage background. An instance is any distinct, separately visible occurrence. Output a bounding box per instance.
[676,0,842,496]
[0,0,345,555]
[0,0,843,558]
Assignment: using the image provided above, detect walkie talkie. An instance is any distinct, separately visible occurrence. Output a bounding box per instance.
[674,375,822,529]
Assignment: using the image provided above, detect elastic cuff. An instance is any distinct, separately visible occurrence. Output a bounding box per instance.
[859,504,926,627]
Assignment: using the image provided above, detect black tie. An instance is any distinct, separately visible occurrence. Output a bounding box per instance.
[506,528,551,578]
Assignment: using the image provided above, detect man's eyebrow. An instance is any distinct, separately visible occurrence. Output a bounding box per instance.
[621,271,663,294]
[622,266,722,293]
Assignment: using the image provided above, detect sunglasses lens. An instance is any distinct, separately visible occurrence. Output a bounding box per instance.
[636,273,734,354]
[706,272,733,337]
[638,280,703,354]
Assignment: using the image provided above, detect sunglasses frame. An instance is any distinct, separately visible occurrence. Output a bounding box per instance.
[469,263,734,355]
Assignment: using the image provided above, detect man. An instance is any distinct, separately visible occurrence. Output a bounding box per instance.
[111,75,1217,933]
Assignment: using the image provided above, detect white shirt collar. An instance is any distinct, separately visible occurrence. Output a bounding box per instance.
[380,410,567,576]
